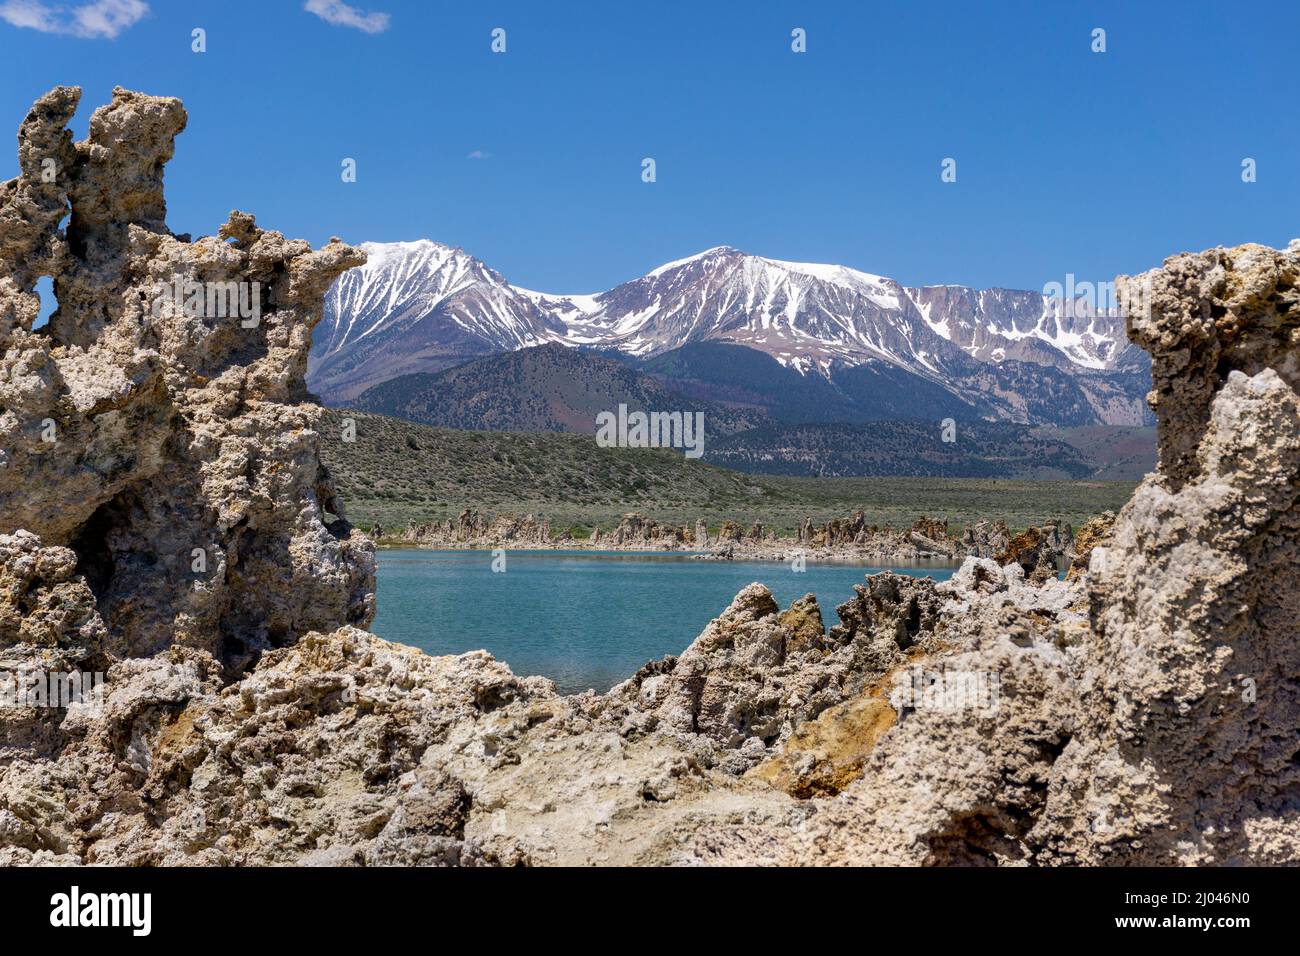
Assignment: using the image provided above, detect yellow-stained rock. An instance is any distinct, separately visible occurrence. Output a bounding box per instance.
[749,693,896,798]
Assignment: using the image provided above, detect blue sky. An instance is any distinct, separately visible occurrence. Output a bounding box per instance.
[1,0,1297,294]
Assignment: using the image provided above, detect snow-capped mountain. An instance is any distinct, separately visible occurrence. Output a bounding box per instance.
[908,284,1128,371]
[542,245,1133,375]
[551,247,945,376]
[307,240,1150,425]
[308,240,563,402]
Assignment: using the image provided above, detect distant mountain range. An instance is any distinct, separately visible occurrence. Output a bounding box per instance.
[307,240,1153,428]
[343,344,1156,480]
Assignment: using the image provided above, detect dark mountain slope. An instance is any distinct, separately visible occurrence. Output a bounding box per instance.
[351,343,764,436]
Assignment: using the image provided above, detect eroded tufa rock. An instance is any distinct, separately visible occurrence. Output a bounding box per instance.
[0,87,374,677]
[711,242,1300,866]
[1034,248,1300,864]
[1,89,1295,867]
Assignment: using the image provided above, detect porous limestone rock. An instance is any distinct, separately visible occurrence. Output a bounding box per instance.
[0,87,374,678]
[602,577,946,774]
[1064,510,1114,581]
[1032,245,1300,864]
[994,520,1070,583]
[704,242,1300,866]
[2,627,552,865]
[1,88,1295,868]
[748,692,897,799]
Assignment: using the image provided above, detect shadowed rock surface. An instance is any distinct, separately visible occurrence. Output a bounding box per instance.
[0,89,1295,866]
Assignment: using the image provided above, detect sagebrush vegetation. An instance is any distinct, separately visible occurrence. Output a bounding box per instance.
[319,409,1136,537]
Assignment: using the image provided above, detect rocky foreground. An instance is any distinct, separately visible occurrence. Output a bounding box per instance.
[1,88,1297,866]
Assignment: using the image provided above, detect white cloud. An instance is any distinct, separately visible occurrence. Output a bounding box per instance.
[72,0,144,38]
[0,0,57,31]
[304,0,389,34]
[466,150,491,160]
[0,0,147,39]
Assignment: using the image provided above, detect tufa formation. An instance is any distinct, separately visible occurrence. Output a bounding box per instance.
[0,89,1295,866]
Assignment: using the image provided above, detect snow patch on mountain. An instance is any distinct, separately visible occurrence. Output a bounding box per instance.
[310,240,1142,419]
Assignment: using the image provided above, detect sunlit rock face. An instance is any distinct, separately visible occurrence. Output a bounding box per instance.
[739,242,1300,866]
[1032,243,1300,864]
[0,87,374,676]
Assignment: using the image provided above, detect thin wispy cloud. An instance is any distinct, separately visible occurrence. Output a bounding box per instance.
[466,150,491,160]
[304,0,389,34]
[0,0,147,39]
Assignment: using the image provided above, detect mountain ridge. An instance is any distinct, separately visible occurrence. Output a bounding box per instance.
[309,239,1153,426]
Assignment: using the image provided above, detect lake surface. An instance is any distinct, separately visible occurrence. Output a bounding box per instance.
[373,549,958,694]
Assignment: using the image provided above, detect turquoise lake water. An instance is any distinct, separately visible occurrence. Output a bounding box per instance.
[373,549,957,694]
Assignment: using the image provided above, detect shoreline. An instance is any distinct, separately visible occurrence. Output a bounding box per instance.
[363,507,1087,575]
[371,540,970,567]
